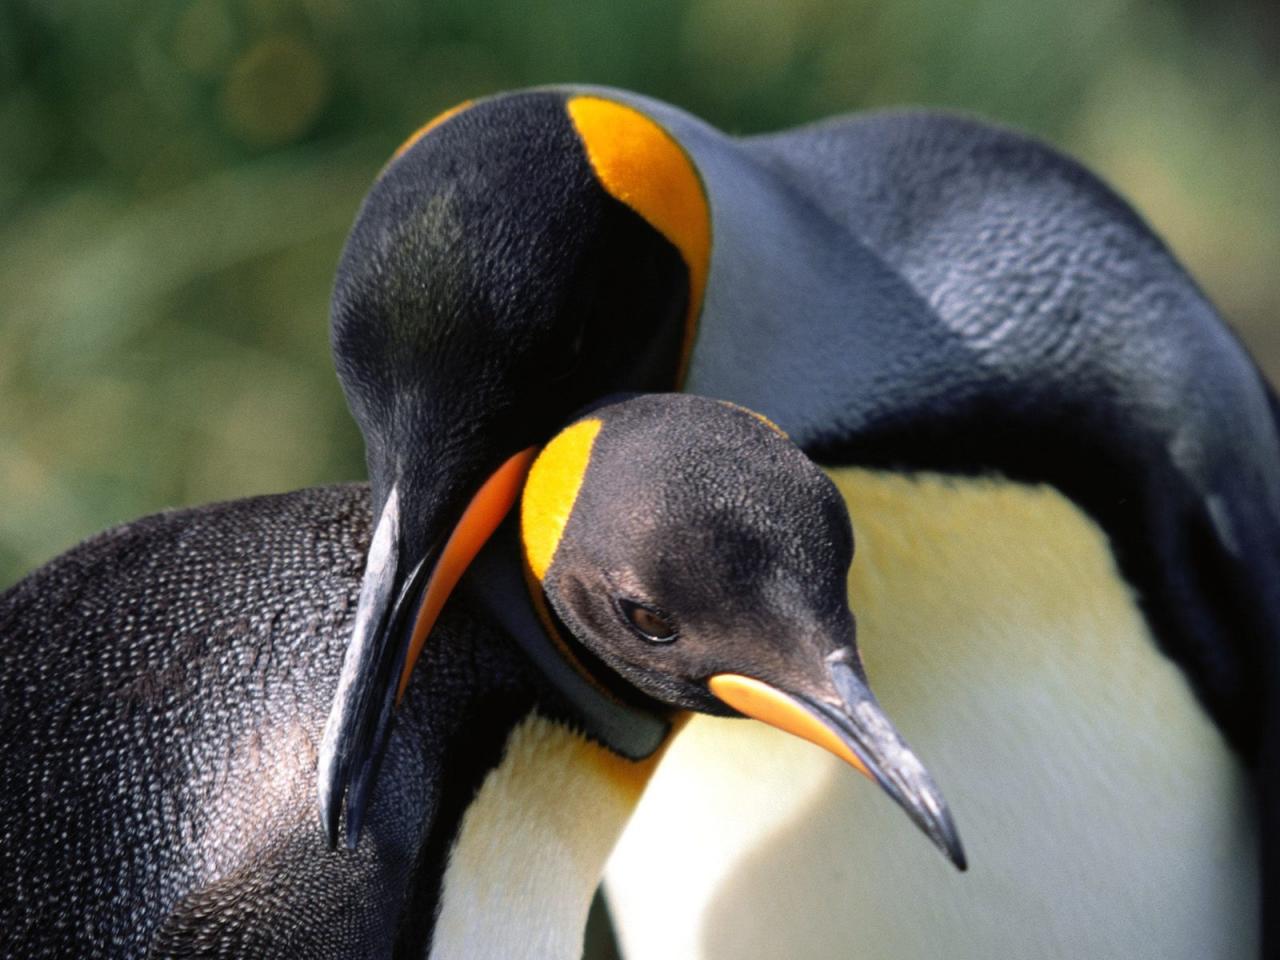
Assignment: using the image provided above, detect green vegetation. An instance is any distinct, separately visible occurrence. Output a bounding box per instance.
[1,0,1277,585]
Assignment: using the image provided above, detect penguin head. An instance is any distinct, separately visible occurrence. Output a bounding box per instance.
[331,90,708,530]
[320,89,711,845]
[522,394,966,869]
[525,395,852,713]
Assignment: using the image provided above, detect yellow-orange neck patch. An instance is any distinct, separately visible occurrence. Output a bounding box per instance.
[566,96,711,387]
[521,418,603,581]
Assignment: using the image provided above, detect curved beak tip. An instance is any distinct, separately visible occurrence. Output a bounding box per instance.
[875,764,968,872]
[915,795,968,872]
[317,773,339,850]
[709,670,969,872]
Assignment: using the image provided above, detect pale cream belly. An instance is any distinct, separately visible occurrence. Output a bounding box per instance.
[606,468,1258,960]
[429,715,657,960]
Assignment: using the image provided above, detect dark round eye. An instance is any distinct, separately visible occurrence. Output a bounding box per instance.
[616,598,677,643]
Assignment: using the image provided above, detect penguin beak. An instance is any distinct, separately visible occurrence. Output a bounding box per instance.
[317,448,537,849]
[708,650,967,871]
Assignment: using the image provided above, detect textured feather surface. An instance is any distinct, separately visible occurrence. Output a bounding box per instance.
[0,485,556,958]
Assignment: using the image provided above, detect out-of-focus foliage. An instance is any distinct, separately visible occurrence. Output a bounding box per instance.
[1,0,1277,585]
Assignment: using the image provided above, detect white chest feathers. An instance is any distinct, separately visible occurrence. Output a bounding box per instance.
[428,714,654,960]
[606,468,1258,960]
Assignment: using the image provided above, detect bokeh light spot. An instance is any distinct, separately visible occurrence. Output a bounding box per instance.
[221,35,329,147]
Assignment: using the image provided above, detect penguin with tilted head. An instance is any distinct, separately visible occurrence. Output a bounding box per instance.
[318,87,1277,958]
[0,395,961,957]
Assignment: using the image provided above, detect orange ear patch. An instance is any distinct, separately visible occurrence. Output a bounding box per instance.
[521,418,603,581]
[566,96,711,387]
[390,99,474,163]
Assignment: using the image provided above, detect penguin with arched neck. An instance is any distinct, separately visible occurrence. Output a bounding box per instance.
[0,394,962,957]
[321,86,1277,957]
[318,91,709,843]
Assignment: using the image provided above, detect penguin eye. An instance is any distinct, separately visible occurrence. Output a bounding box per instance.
[616,598,677,643]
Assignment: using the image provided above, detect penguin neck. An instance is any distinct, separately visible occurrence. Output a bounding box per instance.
[427,712,661,960]
[417,531,673,959]
[462,515,674,761]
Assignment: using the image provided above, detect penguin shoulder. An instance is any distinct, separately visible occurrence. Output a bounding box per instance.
[745,108,1155,257]
[742,107,1222,375]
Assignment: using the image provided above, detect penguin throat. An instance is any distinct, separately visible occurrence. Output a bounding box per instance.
[464,516,672,761]
[427,713,661,960]
[522,563,659,715]
[492,530,670,759]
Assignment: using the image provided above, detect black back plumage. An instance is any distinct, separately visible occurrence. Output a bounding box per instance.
[682,110,1280,945]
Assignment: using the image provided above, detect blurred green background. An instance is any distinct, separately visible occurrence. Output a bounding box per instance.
[1,0,1277,587]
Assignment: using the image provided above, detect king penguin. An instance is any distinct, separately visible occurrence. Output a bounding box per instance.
[317,87,1278,958]
[0,395,961,957]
